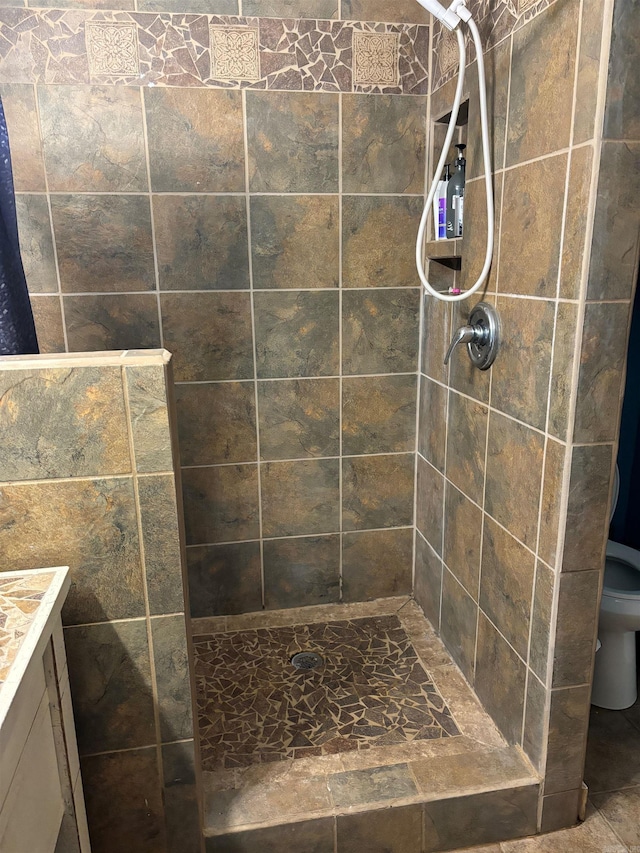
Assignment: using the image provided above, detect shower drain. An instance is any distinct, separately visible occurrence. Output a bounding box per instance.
[290,651,324,670]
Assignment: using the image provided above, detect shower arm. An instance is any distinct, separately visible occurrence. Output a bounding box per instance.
[414,1,494,303]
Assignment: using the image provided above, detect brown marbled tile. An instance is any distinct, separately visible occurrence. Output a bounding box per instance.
[538,436,566,569]
[449,297,493,404]
[337,805,422,853]
[480,517,535,660]
[418,377,447,472]
[0,366,129,481]
[440,567,477,681]
[64,294,161,352]
[162,740,200,853]
[528,560,554,683]
[491,296,555,430]
[562,443,612,573]
[342,196,422,288]
[415,532,442,629]
[552,570,600,688]
[261,458,340,536]
[247,91,338,192]
[342,453,414,530]
[603,0,640,141]
[421,294,451,384]
[457,176,500,316]
[251,195,339,290]
[0,477,144,626]
[343,0,429,22]
[175,381,256,466]
[2,83,45,191]
[548,302,579,441]
[245,0,337,13]
[263,534,340,609]
[423,785,538,852]
[465,40,510,179]
[51,194,154,293]
[210,818,335,853]
[445,391,488,505]
[342,288,420,375]
[544,685,591,794]
[30,295,65,353]
[145,88,244,192]
[38,86,146,192]
[155,195,249,291]
[522,670,546,772]
[342,94,426,193]
[342,527,413,601]
[506,0,578,166]
[187,541,262,618]
[498,153,567,297]
[150,615,193,743]
[573,0,605,144]
[139,0,236,8]
[588,141,640,300]
[254,290,339,379]
[81,748,165,853]
[66,620,155,754]
[444,483,482,599]
[485,412,544,548]
[138,474,185,616]
[540,789,582,833]
[475,612,527,744]
[161,292,254,382]
[258,378,339,460]
[416,456,444,555]
[342,374,416,455]
[125,365,173,474]
[329,763,417,806]
[574,302,630,442]
[560,145,593,299]
[16,194,57,293]
[182,464,259,545]
[590,788,640,849]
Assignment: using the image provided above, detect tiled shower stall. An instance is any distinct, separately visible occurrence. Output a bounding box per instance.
[0,0,638,848]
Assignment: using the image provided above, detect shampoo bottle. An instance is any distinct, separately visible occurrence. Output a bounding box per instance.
[434,165,450,240]
[446,143,466,238]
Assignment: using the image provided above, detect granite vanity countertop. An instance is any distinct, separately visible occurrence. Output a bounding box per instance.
[0,567,70,724]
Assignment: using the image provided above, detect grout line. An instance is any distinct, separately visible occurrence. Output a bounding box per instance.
[338,90,344,604]
[180,450,415,469]
[41,190,427,198]
[185,525,414,549]
[493,32,512,297]
[139,86,164,349]
[175,371,417,385]
[79,738,194,761]
[438,305,452,630]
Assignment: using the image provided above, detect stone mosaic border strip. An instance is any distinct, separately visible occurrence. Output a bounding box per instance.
[0,9,429,94]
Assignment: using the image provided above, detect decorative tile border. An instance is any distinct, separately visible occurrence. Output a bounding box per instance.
[0,10,428,94]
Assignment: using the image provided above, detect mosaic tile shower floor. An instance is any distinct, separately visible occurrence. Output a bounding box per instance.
[194,612,460,771]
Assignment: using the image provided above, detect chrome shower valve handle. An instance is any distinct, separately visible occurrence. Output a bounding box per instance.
[443,302,500,370]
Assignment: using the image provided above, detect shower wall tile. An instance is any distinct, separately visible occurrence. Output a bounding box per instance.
[440,567,477,681]
[245,0,337,15]
[263,534,340,609]
[251,195,339,291]
[458,173,501,298]
[30,295,65,353]
[160,292,254,382]
[540,789,581,833]
[465,40,510,179]
[182,464,260,545]
[65,620,155,755]
[498,153,567,298]
[187,541,262,618]
[416,457,444,555]
[1,83,45,191]
[475,612,527,745]
[261,458,340,536]
[575,302,630,443]
[506,0,578,166]
[342,196,422,289]
[342,527,413,601]
[175,382,257,466]
[258,378,340,460]
[150,615,194,742]
[552,570,600,688]
[602,0,640,141]
[415,533,442,630]
[342,453,414,530]
[342,94,426,193]
[162,740,200,853]
[247,91,339,193]
[418,378,447,472]
[445,391,487,505]
[485,412,544,548]
[559,145,593,300]
[342,288,420,375]
[342,374,416,455]
[522,672,546,771]
[125,364,174,474]
[538,436,566,569]
[16,194,57,293]
[145,88,245,193]
[155,195,250,291]
[544,685,591,794]
[443,483,482,599]
[479,517,535,660]
[573,0,606,144]
[421,296,451,385]
[529,560,554,683]
[449,299,492,404]
[548,302,579,442]
[64,294,161,352]
[254,290,340,379]
[562,443,613,573]
[342,0,429,23]
[51,195,154,293]
[337,804,422,853]
[213,818,335,853]
[38,86,146,192]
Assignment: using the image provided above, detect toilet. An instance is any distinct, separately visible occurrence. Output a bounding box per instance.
[591,466,640,710]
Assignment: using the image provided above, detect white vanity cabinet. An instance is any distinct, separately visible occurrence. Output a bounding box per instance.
[0,567,91,853]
